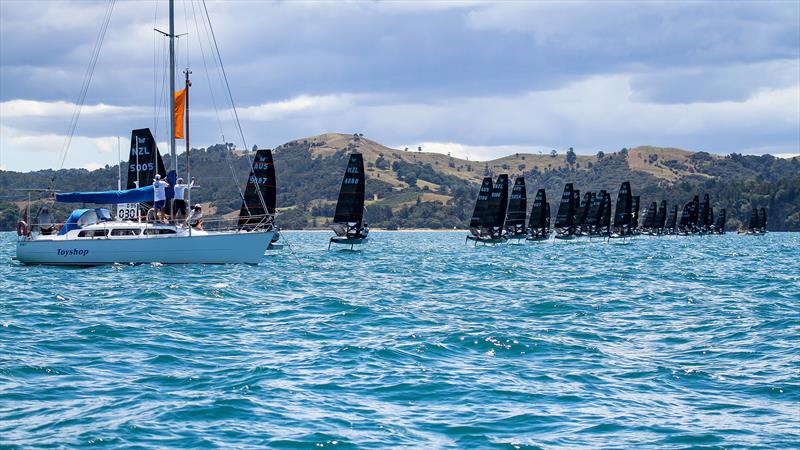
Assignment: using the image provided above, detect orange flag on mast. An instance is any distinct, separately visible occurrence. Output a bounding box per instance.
[174,88,187,139]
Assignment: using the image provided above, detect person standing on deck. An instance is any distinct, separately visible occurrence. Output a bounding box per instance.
[152,174,170,223]
[172,177,195,225]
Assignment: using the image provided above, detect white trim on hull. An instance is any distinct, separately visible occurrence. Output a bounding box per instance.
[16,230,275,265]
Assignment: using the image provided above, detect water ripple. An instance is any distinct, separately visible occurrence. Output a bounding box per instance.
[0,231,798,448]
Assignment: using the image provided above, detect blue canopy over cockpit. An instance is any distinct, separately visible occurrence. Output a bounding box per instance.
[58,208,113,235]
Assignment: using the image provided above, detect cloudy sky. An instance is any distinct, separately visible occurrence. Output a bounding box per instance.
[1,0,798,171]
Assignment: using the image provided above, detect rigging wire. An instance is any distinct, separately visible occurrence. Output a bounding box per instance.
[189,0,247,206]
[54,0,116,176]
[200,0,267,215]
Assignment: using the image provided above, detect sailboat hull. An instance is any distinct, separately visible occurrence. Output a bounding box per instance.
[15,230,274,265]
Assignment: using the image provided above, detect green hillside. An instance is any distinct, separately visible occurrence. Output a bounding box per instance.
[1,133,799,231]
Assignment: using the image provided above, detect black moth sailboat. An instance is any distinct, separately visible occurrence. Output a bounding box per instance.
[655,200,667,234]
[238,149,281,248]
[329,153,368,249]
[745,207,767,235]
[714,208,726,234]
[642,201,657,234]
[554,183,577,240]
[526,188,550,241]
[467,175,509,245]
[505,177,527,241]
[468,177,493,241]
[611,181,633,238]
[665,204,678,235]
[630,196,641,234]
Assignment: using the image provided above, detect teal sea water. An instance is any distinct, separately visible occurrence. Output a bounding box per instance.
[1,231,798,448]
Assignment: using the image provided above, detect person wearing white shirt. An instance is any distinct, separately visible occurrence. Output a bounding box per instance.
[172,177,195,225]
[152,174,170,223]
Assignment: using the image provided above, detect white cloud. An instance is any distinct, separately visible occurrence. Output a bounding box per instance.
[0,99,145,118]
[232,94,360,121]
[0,125,122,171]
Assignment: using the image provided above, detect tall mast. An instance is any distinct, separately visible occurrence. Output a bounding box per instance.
[168,0,177,170]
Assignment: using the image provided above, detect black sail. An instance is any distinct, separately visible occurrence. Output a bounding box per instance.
[698,194,710,228]
[631,196,641,229]
[643,201,657,228]
[486,174,510,229]
[555,183,575,228]
[748,208,758,229]
[690,195,700,226]
[528,188,547,229]
[126,128,166,190]
[238,149,276,228]
[680,202,692,229]
[545,202,551,230]
[505,177,527,229]
[665,205,678,231]
[656,200,667,229]
[586,190,604,226]
[600,193,612,229]
[715,208,727,232]
[613,182,632,228]
[333,153,366,226]
[758,208,767,229]
[469,177,494,229]
[576,191,593,226]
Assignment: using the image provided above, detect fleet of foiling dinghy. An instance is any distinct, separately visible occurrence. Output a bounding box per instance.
[526,189,551,241]
[462,171,758,246]
[14,0,275,265]
[505,177,528,241]
[329,153,369,250]
[467,174,510,245]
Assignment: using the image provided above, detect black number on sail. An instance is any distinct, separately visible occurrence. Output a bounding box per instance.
[469,177,493,229]
[333,154,366,229]
[238,148,276,229]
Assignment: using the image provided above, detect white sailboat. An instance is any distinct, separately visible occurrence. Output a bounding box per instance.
[14,0,274,265]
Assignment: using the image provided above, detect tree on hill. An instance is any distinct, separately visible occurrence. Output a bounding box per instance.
[550,149,558,158]
[566,147,577,166]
